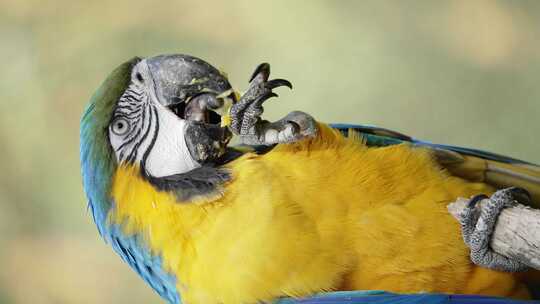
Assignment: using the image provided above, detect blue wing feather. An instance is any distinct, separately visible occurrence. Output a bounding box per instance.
[274,291,539,303]
[330,123,536,165]
[108,225,181,304]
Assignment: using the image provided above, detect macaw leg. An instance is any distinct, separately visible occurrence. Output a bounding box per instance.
[458,187,530,272]
[229,63,317,145]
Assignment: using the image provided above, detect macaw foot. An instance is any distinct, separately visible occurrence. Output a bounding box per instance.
[458,187,530,272]
[229,63,317,145]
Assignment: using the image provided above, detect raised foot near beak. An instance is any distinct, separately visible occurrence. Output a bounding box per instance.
[229,63,316,146]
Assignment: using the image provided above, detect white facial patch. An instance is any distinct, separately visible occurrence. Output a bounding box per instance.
[144,106,201,177]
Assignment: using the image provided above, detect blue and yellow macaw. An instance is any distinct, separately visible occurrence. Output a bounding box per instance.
[80,54,540,304]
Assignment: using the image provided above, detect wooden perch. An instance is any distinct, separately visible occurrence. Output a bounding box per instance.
[448,198,540,270]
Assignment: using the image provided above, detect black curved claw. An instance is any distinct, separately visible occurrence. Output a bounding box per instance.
[506,187,532,204]
[249,63,271,83]
[259,92,278,102]
[467,194,489,208]
[266,79,293,90]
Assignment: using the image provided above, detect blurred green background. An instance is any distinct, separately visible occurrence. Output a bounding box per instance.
[1,0,539,303]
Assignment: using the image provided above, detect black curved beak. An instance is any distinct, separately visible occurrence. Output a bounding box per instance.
[144,54,233,163]
[145,54,233,109]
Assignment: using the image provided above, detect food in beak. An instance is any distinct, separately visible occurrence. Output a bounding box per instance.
[184,93,222,124]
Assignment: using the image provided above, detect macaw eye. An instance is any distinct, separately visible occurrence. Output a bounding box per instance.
[111,118,131,136]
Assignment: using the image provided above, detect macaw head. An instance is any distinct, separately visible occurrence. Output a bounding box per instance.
[109,55,235,174]
[80,54,235,236]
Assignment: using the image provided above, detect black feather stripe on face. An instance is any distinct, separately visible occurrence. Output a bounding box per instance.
[111,83,156,165]
[140,106,160,169]
[126,104,153,164]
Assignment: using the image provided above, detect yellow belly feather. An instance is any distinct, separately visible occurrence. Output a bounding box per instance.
[110,123,528,303]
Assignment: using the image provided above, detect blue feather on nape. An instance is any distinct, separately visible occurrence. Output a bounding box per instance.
[274,291,539,303]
